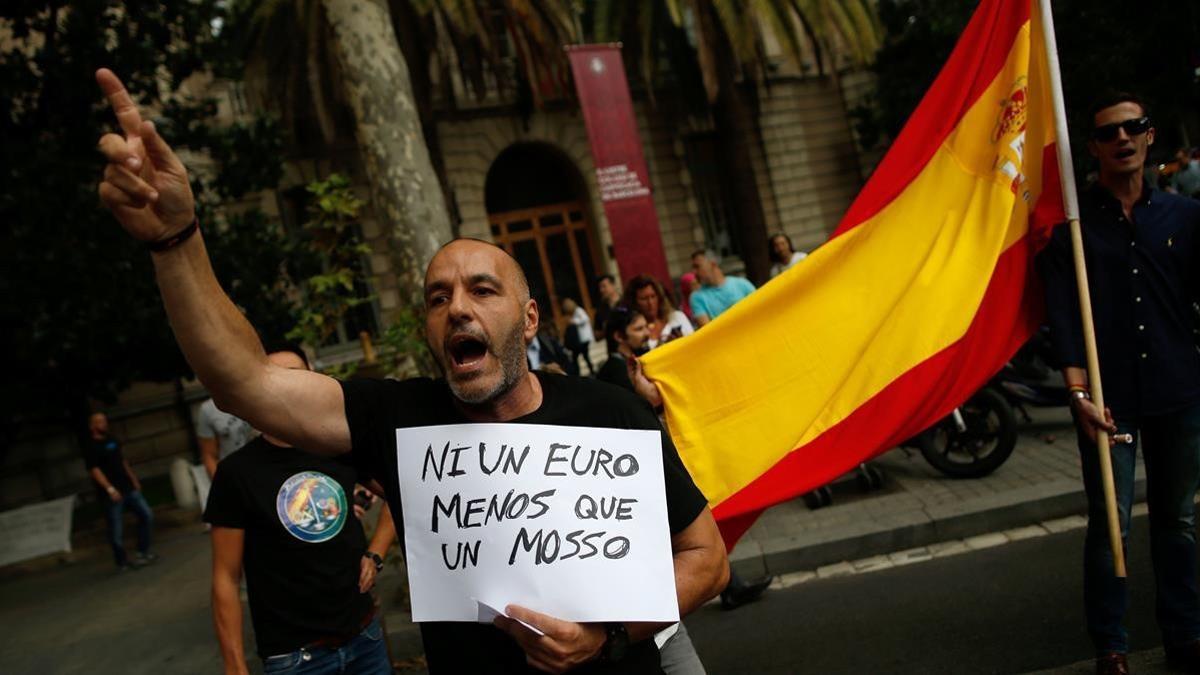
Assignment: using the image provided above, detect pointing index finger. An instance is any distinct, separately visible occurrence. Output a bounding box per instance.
[95,68,144,138]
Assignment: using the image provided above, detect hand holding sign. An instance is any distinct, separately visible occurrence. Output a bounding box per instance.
[493,605,606,674]
[95,68,195,243]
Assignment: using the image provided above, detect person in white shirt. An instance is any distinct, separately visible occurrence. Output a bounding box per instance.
[196,398,254,478]
[561,297,596,375]
[624,274,694,349]
[768,232,807,279]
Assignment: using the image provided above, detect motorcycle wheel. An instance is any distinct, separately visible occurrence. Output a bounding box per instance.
[802,485,834,510]
[855,464,885,492]
[918,388,1018,478]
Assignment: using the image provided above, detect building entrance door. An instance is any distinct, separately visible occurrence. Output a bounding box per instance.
[488,201,601,331]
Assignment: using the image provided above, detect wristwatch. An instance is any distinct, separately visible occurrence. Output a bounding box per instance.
[364,551,383,572]
[600,622,629,663]
[1069,389,1091,404]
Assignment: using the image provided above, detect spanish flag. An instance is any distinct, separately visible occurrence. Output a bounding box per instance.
[642,0,1066,546]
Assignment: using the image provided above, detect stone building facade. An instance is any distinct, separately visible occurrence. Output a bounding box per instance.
[250,67,880,338]
[2,58,880,513]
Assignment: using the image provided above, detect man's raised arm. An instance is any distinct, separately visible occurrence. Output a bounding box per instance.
[94,68,349,455]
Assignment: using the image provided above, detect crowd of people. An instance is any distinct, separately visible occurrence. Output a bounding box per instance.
[83,66,1200,675]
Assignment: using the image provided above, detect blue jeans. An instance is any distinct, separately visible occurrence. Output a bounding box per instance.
[1078,402,1200,653]
[104,490,153,567]
[262,618,390,675]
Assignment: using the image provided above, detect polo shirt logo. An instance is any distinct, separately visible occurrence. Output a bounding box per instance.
[275,471,347,543]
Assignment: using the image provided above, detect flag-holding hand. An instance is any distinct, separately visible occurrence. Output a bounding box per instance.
[95,68,194,244]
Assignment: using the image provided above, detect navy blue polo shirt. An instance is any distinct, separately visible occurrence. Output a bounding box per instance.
[1039,181,1200,420]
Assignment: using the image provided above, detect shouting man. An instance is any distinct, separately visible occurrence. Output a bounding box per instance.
[206,346,397,675]
[93,69,727,674]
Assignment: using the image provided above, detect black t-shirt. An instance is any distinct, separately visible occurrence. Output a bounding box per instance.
[341,372,708,675]
[203,437,373,656]
[84,435,134,497]
[595,355,633,392]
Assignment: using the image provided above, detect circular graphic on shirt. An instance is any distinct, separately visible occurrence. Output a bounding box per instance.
[275,472,347,543]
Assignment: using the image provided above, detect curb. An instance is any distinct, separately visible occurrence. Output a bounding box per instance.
[730,475,1147,579]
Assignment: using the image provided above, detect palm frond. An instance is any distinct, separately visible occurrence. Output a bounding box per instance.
[639,0,658,104]
[787,0,824,74]
[753,0,806,71]
[710,0,757,64]
[306,0,337,143]
[662,0,686,27]
[688,0,721,101]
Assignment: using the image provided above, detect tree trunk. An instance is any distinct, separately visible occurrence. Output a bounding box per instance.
[322,0,453,306]
[703,4,772,286]
[389,1,460,237]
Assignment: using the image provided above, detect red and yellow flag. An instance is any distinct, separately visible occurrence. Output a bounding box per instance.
[641,0,1066,546]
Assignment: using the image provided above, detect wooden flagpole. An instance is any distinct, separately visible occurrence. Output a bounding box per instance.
[1037,0,1126,576]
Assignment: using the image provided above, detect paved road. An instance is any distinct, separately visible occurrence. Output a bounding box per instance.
[0,524,232,675]
[687,513,1179,674]
[0,485,1183,674]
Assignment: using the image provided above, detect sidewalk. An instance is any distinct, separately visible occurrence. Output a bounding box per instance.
[729,407,1140,578]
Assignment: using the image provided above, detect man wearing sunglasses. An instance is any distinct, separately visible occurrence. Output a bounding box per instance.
[1040,93,1200,675]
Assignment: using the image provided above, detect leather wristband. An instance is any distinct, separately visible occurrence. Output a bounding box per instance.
[364,551,384,572]
[147,217,199,253]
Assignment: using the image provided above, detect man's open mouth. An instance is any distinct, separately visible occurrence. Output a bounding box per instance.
[447,334,489,369]
[1115,148,1136,160]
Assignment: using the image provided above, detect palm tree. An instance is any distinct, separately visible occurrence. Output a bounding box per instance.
[236,0,454,309]
[415,0,881,284]
[406,0,581,107]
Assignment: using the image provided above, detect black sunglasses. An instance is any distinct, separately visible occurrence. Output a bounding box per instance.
[1092,116,1150,142]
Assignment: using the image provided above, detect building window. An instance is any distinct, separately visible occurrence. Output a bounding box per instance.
[683,132,740,260]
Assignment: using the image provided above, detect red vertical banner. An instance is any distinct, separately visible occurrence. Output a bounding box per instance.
[566,44,672,286]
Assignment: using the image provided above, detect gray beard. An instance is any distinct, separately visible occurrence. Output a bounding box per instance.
[444,318,529,405]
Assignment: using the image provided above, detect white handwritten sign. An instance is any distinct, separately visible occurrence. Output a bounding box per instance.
[395,423,678,624]
[0,495,75,567]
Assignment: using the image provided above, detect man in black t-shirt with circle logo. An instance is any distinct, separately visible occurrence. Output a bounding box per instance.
[95,68,728,674]
[204,347,398,675]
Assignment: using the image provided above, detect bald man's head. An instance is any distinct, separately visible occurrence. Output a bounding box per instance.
[423,238,539,405]
[428,238,531,303]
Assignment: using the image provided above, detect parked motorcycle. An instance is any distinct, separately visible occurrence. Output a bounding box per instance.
[914,328,1067,478]
[803,330,1069,508]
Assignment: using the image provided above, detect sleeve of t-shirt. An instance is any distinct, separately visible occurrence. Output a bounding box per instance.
[83,442,100,470]
[672,311,694,337]
[203,460,247,528]
[622,395,708,535]
[339,377,401,489]
[660,427,708,535]
[737,277,757,294]
[689,293,709,320]
[195,402,216,439]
